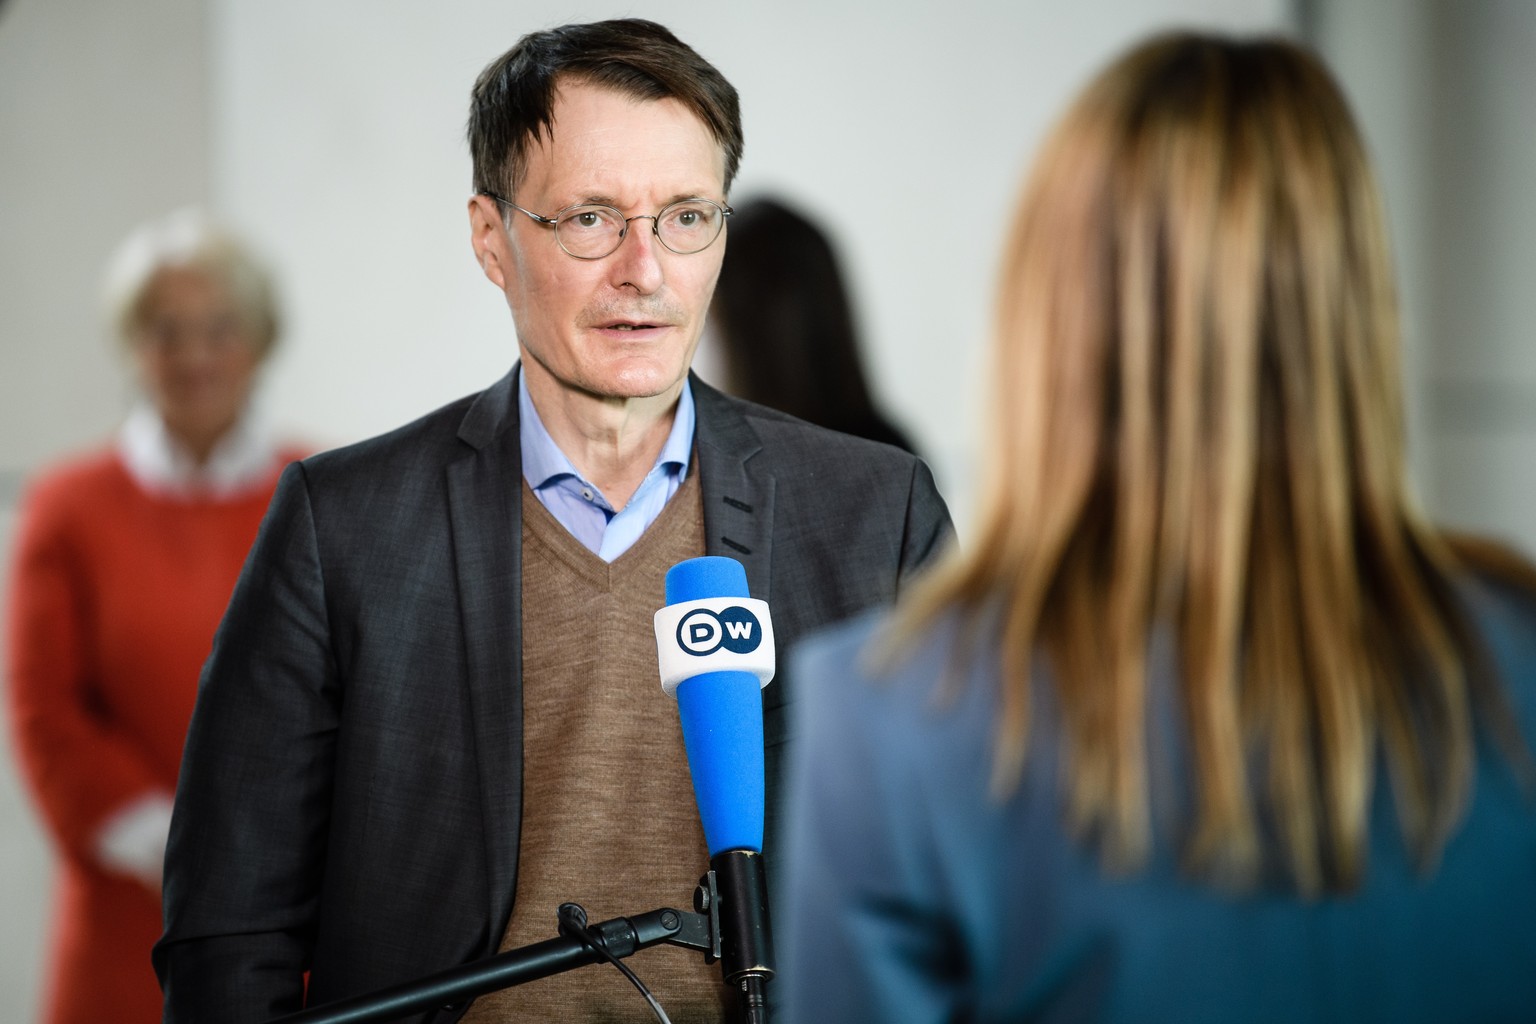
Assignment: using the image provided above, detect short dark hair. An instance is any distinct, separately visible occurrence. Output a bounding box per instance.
[468,19,743,200]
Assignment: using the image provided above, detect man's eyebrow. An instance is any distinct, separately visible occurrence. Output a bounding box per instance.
[562,192,720,209]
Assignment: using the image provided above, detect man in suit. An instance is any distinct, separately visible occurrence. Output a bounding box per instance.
[154,19,950,1023]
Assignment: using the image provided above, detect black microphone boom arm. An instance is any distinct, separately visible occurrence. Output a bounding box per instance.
[265,905,711,1024]
[264,865,772,1024]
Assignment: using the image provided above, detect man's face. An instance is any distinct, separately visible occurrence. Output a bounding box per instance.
[475,80,728,406]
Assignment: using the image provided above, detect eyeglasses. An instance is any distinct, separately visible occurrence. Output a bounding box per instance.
[483,192,732,260]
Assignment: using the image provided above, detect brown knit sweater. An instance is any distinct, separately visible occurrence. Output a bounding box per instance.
[461,469,729,1022]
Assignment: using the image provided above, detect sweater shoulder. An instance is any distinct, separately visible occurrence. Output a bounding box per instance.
[16,449,130,515]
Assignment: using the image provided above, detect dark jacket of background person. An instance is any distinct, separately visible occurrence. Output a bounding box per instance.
[707,198,917,454]
[4,211,301,1024]
[778,33,1536,1024]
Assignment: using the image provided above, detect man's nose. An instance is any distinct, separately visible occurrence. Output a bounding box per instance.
[607,216,665,294]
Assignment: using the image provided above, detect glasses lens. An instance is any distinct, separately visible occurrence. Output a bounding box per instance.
[655,200,725,254]
[554,205,626,259]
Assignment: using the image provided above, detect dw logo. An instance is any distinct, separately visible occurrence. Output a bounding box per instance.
[677,606,763,656]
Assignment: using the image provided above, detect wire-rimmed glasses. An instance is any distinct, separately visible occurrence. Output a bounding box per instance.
[483,192,732,260]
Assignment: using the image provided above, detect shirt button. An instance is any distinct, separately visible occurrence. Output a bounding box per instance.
[582,488,594,501]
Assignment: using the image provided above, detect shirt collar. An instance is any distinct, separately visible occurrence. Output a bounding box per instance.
[117,401,280,500]
[517,368,695,495]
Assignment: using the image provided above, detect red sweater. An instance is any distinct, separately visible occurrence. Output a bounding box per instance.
[5,447,298,1024]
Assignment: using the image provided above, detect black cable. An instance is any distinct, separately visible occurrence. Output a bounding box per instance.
[557,903,674,1024]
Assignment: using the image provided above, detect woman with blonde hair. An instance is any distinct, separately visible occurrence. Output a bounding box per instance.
[5,210,306,1024]
[780,33,1536,1022]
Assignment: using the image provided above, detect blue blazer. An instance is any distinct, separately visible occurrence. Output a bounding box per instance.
[781,578,1536,1023]
[154,370,952,1022]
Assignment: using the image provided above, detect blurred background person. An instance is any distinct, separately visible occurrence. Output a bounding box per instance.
[702,196,918,453]
[780,32,1536,1024]
[3,209,304,1024]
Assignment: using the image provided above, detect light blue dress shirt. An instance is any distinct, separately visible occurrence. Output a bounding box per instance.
[518,371,695,562]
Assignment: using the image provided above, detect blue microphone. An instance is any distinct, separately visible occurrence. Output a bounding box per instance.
[654,556,776,1014]
[655,556,775,856]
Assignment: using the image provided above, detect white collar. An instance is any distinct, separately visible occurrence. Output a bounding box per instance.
[117,402,282,500]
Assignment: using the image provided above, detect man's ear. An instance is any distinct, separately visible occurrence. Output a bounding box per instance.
[468,194,509,288]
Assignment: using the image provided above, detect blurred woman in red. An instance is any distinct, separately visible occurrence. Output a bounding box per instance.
[5,210,306,1024]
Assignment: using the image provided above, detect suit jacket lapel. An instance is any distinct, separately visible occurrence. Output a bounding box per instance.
[446,367,525,944]
[692,378,798,841]
[692,376,775,601]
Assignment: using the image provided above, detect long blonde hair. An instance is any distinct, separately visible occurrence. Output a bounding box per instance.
[899,33,1532,894]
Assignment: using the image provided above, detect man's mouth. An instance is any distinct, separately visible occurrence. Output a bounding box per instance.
[601,320,666,331]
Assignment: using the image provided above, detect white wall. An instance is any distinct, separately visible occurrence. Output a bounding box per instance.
[212,0,1292,533]
[0,0,208,1018]
[57,1,1536,1019]
[1417,1,1536,550]
[0,0,210,477]
[1313,0,1536,556]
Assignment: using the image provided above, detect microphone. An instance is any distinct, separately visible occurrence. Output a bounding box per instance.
[654,556,775,1019]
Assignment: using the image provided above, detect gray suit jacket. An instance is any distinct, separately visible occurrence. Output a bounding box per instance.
[154,370,951,1022]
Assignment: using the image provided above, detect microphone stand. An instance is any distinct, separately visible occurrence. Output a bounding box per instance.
[265,862,772,1024]
[705,850,773,1024]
